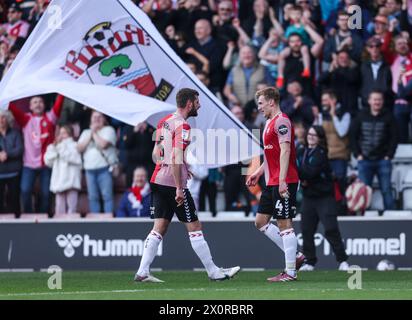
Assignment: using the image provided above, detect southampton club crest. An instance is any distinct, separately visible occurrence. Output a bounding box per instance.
[61,21,173,100]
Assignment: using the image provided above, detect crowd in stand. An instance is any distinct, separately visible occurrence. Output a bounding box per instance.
[0,0,412,217]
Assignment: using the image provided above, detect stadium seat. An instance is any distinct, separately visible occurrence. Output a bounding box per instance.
[393,144,412,164]
[364,210,379,217]
[382,210,412,217]
[402,189,412,210]
[393,164,412,197]
[399,167,412,210]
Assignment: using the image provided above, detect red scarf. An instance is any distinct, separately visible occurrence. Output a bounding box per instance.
[130,186,143,202]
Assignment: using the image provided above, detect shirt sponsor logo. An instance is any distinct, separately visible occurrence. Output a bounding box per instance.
[264,144,273,150]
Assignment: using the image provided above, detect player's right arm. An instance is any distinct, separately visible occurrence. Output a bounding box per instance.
[246,163,264,186]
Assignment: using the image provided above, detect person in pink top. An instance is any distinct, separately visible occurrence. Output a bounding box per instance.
[9,94,64,213]
[134,88,240,283]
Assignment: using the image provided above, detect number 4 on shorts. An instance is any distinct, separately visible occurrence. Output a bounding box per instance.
[275,200,283,214]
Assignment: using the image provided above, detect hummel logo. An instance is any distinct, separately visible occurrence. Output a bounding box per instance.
[56,234,83,258]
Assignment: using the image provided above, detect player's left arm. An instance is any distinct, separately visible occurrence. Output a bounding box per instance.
[172,123,191,206]
[277,118,293,197]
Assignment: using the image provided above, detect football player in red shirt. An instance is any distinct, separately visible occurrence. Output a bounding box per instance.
[135,88,240,283]
[247,87,304,282]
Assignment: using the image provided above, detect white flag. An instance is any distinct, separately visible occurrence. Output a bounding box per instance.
[0,0,262,167]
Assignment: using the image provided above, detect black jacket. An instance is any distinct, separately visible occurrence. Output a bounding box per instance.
[0,128,23,175]
[296,145,334,198]
[360,60,394,110]
[350,108,398,160]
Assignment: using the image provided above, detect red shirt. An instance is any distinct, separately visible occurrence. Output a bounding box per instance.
[263,113,299,186]
[150,113,191,188]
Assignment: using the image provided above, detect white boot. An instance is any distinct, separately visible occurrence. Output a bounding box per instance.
[338,261,349,271]
[299,264,315,271]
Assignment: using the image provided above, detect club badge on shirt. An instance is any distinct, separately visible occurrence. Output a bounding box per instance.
[278,125,288,136]
[182,129,190,141]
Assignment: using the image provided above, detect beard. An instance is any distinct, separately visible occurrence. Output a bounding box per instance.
[188,108,198,117]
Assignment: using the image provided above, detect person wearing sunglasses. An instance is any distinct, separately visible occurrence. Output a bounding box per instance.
[360,36,394,111]
[296,125,349,271]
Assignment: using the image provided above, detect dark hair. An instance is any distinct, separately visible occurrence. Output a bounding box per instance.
[291,4,303,12]
[337,10,349,18]
[336,48,350,56]
[30,95,45,102]
[288,32,302,41]
[176,88,199,108]
[322,89,337,100]
[304,125,328,151]
[368,89,384,98]
[195,70,209,79]
[255,87,280,105]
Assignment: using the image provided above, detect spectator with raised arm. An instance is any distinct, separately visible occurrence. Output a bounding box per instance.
[319,49,360,116]
[212,0,238,45]
[141,0,177,35]
[276,19,324,95]
[258,28,285,82]
[323,11,364,66]
[8,94,64,213]
[241,0,272,41]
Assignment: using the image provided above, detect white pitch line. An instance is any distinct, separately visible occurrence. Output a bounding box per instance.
[2,287,412,298]
[0,269,34,272]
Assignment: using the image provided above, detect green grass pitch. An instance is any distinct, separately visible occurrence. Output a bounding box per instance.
[0,271,411,300]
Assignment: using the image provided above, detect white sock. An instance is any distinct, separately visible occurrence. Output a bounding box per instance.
[280,228,297,277]
[259,223,284,251]
[189,231,220,277]
[136,230,162,277]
